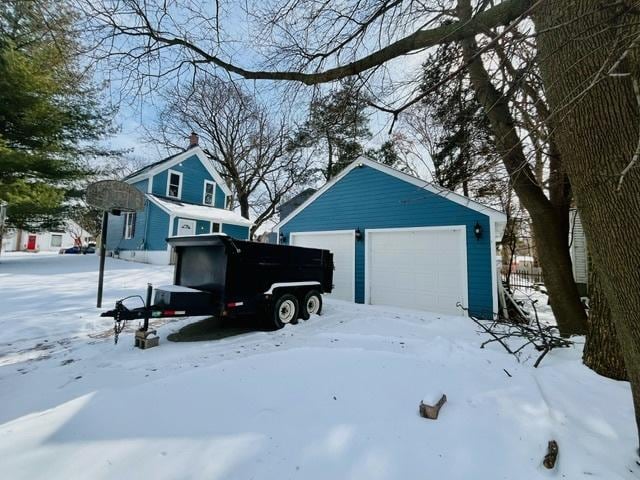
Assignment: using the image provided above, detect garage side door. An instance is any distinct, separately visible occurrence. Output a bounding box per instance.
[367,228,467,316]
[290,231,354,302]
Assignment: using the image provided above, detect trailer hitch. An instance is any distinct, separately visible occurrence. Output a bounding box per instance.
[101,284,159,349]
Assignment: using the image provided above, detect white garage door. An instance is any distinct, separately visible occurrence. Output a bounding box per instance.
[366,227,468,316]
[290,231,355,301]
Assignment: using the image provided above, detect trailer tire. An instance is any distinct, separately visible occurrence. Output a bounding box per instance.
[272,294,299,329]
[300,290,323,320]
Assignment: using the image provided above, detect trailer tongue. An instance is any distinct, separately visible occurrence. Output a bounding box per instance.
[101,234,334,348]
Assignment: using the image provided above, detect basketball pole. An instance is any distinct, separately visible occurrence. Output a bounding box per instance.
[97,210,108,308]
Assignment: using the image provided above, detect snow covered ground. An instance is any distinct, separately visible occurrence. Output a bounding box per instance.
[0,252,637,479]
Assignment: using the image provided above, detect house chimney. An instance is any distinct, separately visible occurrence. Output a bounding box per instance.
[189,131,199,148]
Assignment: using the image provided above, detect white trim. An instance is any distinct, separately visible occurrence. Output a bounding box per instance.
[264,281,321,295]
[490,220,498,319]
[147,194,252,228]
[364,226,468,317]
[166,169,183,199]
[50,234,63,248]
[289,230,356,302]
[115,250,171,265]
[176,218,196,236]
[203,180,216,206]
[210,221,221,233]
[167,215,175,252]
[275,157,507,232]
[126,146,232,197]
[123,212,136,239]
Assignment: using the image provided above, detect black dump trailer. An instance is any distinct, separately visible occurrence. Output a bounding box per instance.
[102,234,334,335]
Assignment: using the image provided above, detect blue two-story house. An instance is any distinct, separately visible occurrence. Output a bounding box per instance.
[106,139,252,264]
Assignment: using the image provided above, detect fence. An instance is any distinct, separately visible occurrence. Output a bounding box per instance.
[501,269,544,290]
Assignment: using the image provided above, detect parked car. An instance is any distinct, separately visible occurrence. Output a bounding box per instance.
[59,246,82,254]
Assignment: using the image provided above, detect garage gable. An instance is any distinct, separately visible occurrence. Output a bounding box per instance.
[277,158,505,318]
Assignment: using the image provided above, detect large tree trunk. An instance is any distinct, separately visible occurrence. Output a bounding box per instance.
[547,139,572,241]
[458,3,587,335]
[238,192,250,220]
[534,0,640,444]
[583,264,627,380]
[326,134,334,180]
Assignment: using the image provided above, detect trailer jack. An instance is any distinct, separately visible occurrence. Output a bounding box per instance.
[132,283,159,350]
[103,283,160,349]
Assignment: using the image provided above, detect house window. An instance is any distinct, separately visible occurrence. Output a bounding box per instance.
[177,218,196,236]
[166,170,182,199]
[50,234,62,248]
[203,180,215,206]
[211,222,221,233]
[124,212,136,239]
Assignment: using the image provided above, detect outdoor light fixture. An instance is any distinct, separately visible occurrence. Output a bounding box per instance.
[279,232,286,244]
[474,222,483,240]
[355,228,363,241]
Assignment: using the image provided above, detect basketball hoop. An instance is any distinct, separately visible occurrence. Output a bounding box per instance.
[86,180,144,212]
[86,180,145,308]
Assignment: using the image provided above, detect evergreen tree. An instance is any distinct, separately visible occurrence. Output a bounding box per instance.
[418,44,499,198]
[295,79,371,180]
[0,0,115,231]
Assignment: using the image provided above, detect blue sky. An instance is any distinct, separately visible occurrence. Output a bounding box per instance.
[93,0,432,173]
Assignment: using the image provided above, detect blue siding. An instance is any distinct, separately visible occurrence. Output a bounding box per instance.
[171,217,212,236]
[146,204,170,250]
[151,154,220,205]
[215,187,226,209]
[132,179,148,193]
[105,202,147,251]
[222,223,250,240]
[280,165,494,318]
[196,219,211,234]
[105,213,124,249]
[151,169,168,197]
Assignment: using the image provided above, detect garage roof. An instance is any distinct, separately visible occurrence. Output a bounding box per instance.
[275,157,507,231]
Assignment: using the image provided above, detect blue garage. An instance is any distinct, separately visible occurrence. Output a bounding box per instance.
[276,158,506,319]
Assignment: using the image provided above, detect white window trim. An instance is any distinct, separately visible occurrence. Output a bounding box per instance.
[176,218,196,236]
[124,212,135,239]
[210,222,221,233]
[50,234,63,248]
[166,169,183,199]
[203,180,216,206]
[126,147,232,197]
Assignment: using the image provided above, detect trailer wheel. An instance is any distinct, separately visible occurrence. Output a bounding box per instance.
[273,294,299,329]
[300,290,323,320]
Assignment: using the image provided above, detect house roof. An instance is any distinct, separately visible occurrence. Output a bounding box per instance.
[147,194,252,227]
[275,156,507,231]
[278,188,317,211]
[124,150,186,181]
[125,146,232,197]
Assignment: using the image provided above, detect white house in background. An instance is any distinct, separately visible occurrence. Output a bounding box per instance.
[569,209,589,295]
[1,221,94,253]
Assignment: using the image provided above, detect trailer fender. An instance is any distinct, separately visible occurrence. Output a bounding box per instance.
[264,281,321,295]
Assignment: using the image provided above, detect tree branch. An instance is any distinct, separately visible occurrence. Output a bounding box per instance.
[96,0,533,85]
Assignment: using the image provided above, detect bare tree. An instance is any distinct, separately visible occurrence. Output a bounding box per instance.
[153,76,314,234]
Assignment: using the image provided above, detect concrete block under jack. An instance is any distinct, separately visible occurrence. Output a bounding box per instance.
[135,329,159,349]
